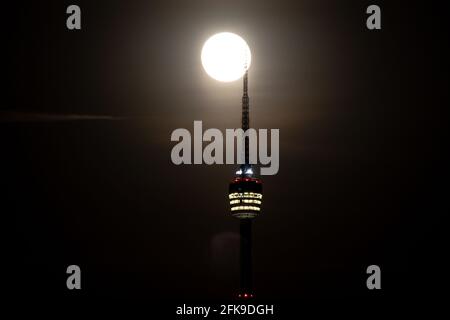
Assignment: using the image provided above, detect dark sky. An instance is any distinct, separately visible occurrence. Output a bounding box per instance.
[5,0,448,307]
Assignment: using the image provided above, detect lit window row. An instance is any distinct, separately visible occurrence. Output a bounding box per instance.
[229,192,263,200]
[242,199,261,204]
[231,206,261,211]
[232,213,258,218]
[230,199,262,205]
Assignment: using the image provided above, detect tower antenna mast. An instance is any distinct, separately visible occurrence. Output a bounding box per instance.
[242,62,250,163]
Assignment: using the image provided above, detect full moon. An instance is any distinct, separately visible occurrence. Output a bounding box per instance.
[201,32,251,82]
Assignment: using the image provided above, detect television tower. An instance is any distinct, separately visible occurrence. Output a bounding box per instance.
[228,67,263,299]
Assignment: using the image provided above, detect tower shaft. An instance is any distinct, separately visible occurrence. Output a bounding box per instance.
[240,219,252,291]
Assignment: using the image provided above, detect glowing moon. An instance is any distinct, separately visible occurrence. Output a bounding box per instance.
[201,32,251,82]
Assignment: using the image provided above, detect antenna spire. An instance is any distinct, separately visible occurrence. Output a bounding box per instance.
[242,68,249,164]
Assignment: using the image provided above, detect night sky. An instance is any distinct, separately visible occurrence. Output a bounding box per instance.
[5,0,448,309]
